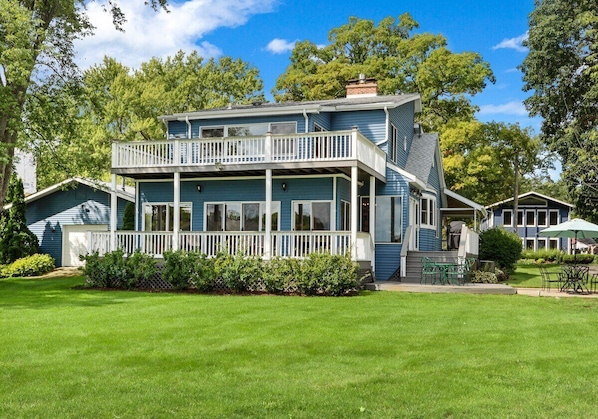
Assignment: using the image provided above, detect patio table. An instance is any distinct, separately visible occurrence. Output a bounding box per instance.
[434,262,458,285]
[560,265,590,294]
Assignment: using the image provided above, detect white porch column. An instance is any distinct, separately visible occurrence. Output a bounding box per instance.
[110,174,117,251]
[351,166,359,260]
[264,169,272,259]
[369,176,376,272]
[173,172,180,251]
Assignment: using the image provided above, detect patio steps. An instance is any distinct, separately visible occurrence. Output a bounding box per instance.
[402,250,458,284]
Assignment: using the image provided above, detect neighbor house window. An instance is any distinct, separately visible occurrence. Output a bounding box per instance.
[206,202,280,231]
[293,201,331,231]
[549,239,559,249]
[537,210,547,227]
[144,203,192,231]
[525,238,535,250]
[340,200,351,231]
[537,238,547,250]
[526,210,536,226]
[375,196,402,243]
[503,210,513,227]
[549,210,559,226]
[517,210,524,227]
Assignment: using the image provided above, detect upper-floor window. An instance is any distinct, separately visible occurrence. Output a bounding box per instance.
[549,210,559,226]
[526,210,536,226]
[517,210,524,227]
[503,210,513,227]
[537,210,547,227]
[389,124,398,163]
[200,122,297,138]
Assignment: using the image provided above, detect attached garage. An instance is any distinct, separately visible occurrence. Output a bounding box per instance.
[11,178,134,266]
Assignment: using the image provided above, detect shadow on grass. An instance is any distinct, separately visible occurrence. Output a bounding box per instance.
[0,276,150,310]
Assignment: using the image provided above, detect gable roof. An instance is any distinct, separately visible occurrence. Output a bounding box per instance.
[3,177,135,210]
[159,94,422,122]
[485,191,573,209]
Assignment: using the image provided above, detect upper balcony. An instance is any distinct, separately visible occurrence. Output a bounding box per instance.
[111,129,387,181]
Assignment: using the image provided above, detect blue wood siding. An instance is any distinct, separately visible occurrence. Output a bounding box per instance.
[26,184,128,266]
[311,113,331,131]
[375,170,410,280]
[418,153,442,252]
[138,177,334,231]
[336,178,351,230]
[389,103,415,168]
[330,110,386,143]
[168,121,188,138]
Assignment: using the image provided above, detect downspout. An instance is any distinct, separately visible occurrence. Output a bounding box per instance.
[162,119,169,139]
[186,116,191,138]
[384,106,389,144]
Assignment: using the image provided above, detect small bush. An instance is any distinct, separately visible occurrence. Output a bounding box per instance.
[479,228,522,272]
[262,257,298,294]
[215,251,263,292]
[0,254,55,278]
[471,270,498,284]
[126,251,158,289]
[561,253,594,264]
[295,253,359,296]
[81,249,128,288]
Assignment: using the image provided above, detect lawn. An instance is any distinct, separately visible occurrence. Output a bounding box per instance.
[2,275,598,418]
[507,263,548,287]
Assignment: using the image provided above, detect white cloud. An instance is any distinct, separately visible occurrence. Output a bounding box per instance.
[492,32,529,53]
[265,38,296,54]
[478,101,529,117]
[75,0,277,70]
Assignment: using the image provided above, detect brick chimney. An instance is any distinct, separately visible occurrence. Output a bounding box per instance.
[346,74,378,98]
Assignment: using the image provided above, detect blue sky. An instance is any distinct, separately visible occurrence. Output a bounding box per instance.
[75,0,537,131]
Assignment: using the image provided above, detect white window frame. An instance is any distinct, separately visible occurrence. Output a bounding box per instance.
[537,238,548,250]
[537,210,547,227]
[360,196,370,233]
[200,122,297,138]
[526,210,536,227]
[549,238,559,250]
[204,201,280,231]
[143,202,193,232]
[340,200,351,231]
[292,200,333,231]
[525,238,535,251]
[517,210,524,227]
[389,124,398,163]
[420,194,437,230]
[502,209,513,227]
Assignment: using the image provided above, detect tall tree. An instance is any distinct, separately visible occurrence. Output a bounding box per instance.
[521,0,598,219]
[0,0,167,208]
[274,14,495,131]
[31,52,265,188]
[0,173,38,264]
[441,121,545,206]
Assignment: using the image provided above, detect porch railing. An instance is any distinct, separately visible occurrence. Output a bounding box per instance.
[88,231,355,259]
[111,130,386,176]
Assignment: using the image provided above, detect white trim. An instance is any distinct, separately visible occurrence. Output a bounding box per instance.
[142,202,193,232]
[291,200,333,231]
[525,210,536,227]
[549,209,560,226]
[200,121,297,138]
[135,173,353,183]
[443,188,487,218]
[537,209,548,227]
[485,191,574,209]
[203,201,280,232]
[420,193,437,230]
[502,209,513,227]
[517,210,524,227]
[387,162,426,189]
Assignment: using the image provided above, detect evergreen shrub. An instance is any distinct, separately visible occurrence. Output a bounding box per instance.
[479,227,522,272]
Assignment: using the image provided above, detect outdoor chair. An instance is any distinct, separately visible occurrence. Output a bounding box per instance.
[539,265,562,292]
[421,257,440,285]
[590,273,598,294]
[446,258,474,286]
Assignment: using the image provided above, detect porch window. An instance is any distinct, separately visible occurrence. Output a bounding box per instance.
[375,196,402,243]
[201,127,224,138]
[293,201,331,231]
[360,197,370,233]
[206,202,280,231]
[340,200,350,231]
[143,203,192,231]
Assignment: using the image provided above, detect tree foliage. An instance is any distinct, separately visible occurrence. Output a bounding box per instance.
[274,14,495,131]
[0,173,38,264]
[521,0,598,220]
[0,0,168,207]
[441,121,545,205]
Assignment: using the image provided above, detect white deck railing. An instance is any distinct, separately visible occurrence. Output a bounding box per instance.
[111,130,386,176]
[88,231,355,259]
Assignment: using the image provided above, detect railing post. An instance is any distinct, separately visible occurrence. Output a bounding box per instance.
[264,169,272,260]
[265,131,272,162]
[173,172,180,251]
[174,139,181,165]
[351,166,358,261]
[110,174,117,252]
[351,126,359,159]
[112,141,118,168]
[369,176,376,274]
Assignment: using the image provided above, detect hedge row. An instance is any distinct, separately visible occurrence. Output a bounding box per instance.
[81,250,360,296]
[0,254,55,278]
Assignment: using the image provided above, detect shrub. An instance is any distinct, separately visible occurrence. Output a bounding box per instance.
[471,270,498,284]
[520,248,562,263]
[262,256,298,294]
[215,251,262,292]
[295,253,359,296]
[479,228,522,272]
[561,253,594,264]
[0,254,55,278]
[162,250,217,291]
[125,250,158,289]
[80,249,129,288]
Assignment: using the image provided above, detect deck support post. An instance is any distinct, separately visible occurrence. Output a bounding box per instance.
[369,175,376,273]
[264,169,272,259]
[351,166,358,261]
[173,172,180,251]
[110,174,117,252]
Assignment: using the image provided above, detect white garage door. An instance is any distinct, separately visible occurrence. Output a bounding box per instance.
[62,224,108,267]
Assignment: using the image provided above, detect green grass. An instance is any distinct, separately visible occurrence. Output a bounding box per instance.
[508,263,549,287]
[2,276,598,417]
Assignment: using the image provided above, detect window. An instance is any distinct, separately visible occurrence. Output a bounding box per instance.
[537,210,547,227]
[389,124,398,163]
[361,197,370,233]
[375,196,402,243]
[420,195,437,229]
[517,210,524,227]
[503,210,513,227]
[201,127,224,138]
[549,210,559,226]
[206,202,280,231]
[526,211,536,226]
[549,239,559,249]
[293,201,331,231]
[340,200,350,231]
[201,122,297,138]
[537,238,547,250]
[525,238,535,250]
[144,203,192,231]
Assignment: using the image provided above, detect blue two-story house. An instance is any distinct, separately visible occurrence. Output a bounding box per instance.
[94,77,482,281]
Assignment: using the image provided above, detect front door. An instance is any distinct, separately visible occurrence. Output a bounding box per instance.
[409,197,420,250]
